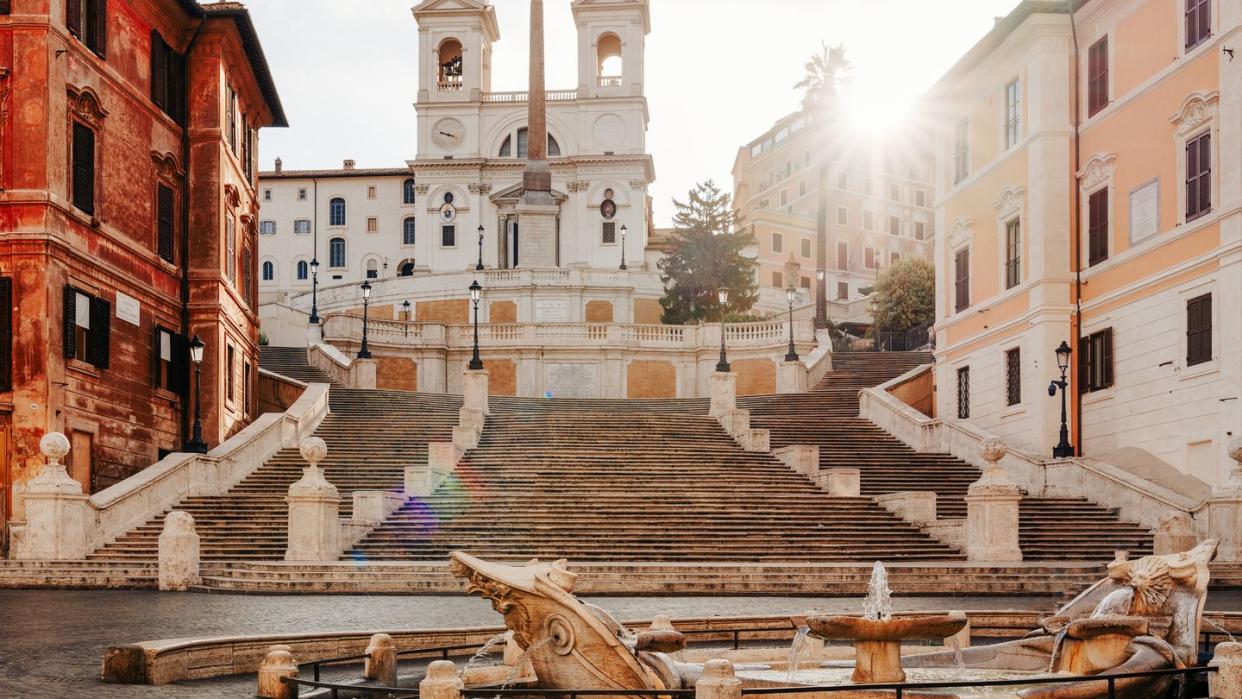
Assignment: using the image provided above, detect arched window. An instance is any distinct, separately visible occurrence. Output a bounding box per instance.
[261,260,274,281]
[329,197,346,226]
[499,128,561,158]
[403,217,417,245]
[398,260,416,277]
[297,260,309,280]
[597,33,623,87]
[438,39,463,91]
[329,237,346,268]
[366,259,379,279]
[403,178,417,205]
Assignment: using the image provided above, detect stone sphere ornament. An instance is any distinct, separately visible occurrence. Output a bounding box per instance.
[299,437,328,467]
[981,436,1009,464]
[40,432,71,463]
[1229,436,1242,465]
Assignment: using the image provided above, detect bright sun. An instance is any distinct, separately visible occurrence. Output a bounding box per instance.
[845,88,916,137]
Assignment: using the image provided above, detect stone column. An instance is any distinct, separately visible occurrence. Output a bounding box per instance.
[158,511,200,591]
[708,371,737,417]
[1211,642,1242,699]
[256,645,298,699]
[16,433,91,560]
[285,437,341,562]
[695,660,741,699]
[964,437,1023,562]
[364,633,398,687]
[420,660,464,699]
[463,369,490,415]
[1205,439,1242,561]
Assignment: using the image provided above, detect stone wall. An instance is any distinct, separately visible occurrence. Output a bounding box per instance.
[375,357,418,392]
[889,367,935,417]
[585,300,614,322]
[734,358,776,396]
[634,298,663,324]
[489,300,517,323]
[626,360,676,398]
[417,299,470,325]
[487,360,518,396]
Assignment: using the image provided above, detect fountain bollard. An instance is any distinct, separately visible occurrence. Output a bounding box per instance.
[157,511,200,591]
[256,645,298,699]
[1210,642,1242,698]
[420,660,464,699]
[696,659,741,699]
[285,438,341,562]
[13,432,91,560]
[364,633,397,687]
[964,437,1022,562]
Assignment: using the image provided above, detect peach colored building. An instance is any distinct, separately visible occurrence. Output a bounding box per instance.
[732,111,935,321]
[929,0,1240,488]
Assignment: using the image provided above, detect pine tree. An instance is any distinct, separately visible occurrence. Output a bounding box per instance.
[658,181,758,324]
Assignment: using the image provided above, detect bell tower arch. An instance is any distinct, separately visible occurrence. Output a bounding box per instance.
[413,0,500,103]
[572,0,650,98]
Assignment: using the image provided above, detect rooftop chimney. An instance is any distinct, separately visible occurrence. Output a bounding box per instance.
[274,157,283,173]
[343,159,356,170]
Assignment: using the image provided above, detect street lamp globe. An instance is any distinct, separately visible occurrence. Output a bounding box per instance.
[469,280,482,304]
[188,334,205,364]
[361,279,372,300]
[402,300,411,313]
[1055,341,1072,372]
[620,225,627,241]
[785,286,797,305]
[310,258,319,274]
[717,287,729,306]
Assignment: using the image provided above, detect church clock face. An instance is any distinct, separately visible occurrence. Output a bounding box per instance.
[432,118,465,152]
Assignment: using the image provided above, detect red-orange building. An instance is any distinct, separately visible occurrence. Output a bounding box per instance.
[0,0,285,548]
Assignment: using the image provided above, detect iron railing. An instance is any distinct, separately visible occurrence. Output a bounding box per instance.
[866,325,932,352]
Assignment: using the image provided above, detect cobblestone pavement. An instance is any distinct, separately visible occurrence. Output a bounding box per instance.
[1,590,1238,697]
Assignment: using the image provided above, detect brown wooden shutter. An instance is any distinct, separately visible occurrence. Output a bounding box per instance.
[1078,335,1089,392]
[0,278,11,391]
[0,1,11,15]
[169,49,185,124]
[151,326,162,387]
[72,122,95,215]
[63,286,77,359]
[67,0,82,38]
[93,0,107,58]
[157,184,175,262]
[1100,328,1114,389]
[91,295,110,369]
[171,332,189,396]
[1187,293,1212,365]
[151,30,167,111]
[1088,189,1108,266]
[1198,132,1211,215]
[954,249,969,312]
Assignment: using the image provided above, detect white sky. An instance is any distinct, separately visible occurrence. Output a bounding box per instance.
[249,0,1021,226]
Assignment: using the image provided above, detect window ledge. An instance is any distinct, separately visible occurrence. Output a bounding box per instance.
[1000,405,1026,419]
[1178,362,1219,382]
[1082,388,1114,406]
[66,358,101,378]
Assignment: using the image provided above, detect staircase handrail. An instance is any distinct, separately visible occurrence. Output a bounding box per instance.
[859,364,1198,530]
[83,382,332,552]
[803,329,834,387]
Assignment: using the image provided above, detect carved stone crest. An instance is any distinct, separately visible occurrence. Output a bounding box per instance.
[1078,153,1116,192]
[67,85,108,126]
[1170,91,1219,135]
[947,218,974,249]
[993,186,1026,219]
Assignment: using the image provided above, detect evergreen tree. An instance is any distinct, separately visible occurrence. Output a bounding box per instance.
[870,257,935,333]
[658,181,758,324]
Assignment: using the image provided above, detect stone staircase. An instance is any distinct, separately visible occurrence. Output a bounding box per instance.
[345,400,964,563]
[86,389,460,562]
[742,352,1153,561]
[259,345,338,384]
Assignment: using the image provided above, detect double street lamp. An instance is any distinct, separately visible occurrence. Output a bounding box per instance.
[309,258,321,325]
[358,280,372,359]
[716,286,731,373]
[784,286,799,362]
[468,280,484,370]
[476,225,485,271]
[184,335,208,454]
[1048,340,1074,458]
[619,224,628,270]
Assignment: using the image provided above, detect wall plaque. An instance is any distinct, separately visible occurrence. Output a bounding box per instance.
[1129,179,1159,244]
[546,362,599,399]
[534,299,569,323]
[115,291,141,326]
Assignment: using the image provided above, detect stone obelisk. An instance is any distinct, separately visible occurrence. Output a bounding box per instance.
[516,0,560,267]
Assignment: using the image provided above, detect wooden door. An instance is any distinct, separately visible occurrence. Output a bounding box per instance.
[69,430,92,493]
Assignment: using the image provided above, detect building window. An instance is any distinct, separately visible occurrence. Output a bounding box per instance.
[329,237,345,268]
[836,281,848,300]
[224,215,236,282]
[63,287,109,368]
[1080,328,1114,393]
[800,238,811,258]
[953,118,969,184]
[864,247,876,269]
[837,241,848,270]
[1005,348,1021,406]
[149,31,186,123]
[294,219,311,235]
[259,220,276,235]
[915,190,926,207]
[156,184,175,263]
[837,172,848,190]
[367,217,378,233]
[772,271,783,288]
[772,233,783,254]
[888,216,900,236]
[226,344,235,403]
[367,186,377,200]
[890,252,900,265]
[329,197,346,226]
[261,260,274,281]
[1088,37,1109,117]
[441,224,456,247]
[298,188,307,201]
[954,248,970,312]
[0,278,10,391]
[1005,218,1021,289]
[836,207,847,226]
[889,184,900,202]
[67,0,107,58]
[602,221,616,244]
[798,180,807,197]
[403,217,417,245]
[914,221,926,240]
[243,361,251,415]
[263,189,271,201]
[71,122,95,215]
[800,275,810,289]
[226,85,237,153]
[366,259,378,279]
[1186,0,1211,50]
[1186,293,1212,366]
[402,178,417,204]
[863,210,874,230]
[296,260,308,280]
[956,366,970,419]
[1088,189,1109,266]
[779,190,788,207]
[1005,79,1020,149]
[1186,131,1212,221]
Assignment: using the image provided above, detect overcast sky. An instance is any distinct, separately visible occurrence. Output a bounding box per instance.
[250,0,1020,225]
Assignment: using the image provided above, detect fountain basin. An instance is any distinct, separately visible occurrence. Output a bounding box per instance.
[804,613,969,642]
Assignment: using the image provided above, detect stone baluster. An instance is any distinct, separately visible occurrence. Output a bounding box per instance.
[420,660,463,699]
[363,633,398,687]
[15,432,90,560]
[158,511,200,591]
[1212,642,1242,699]
[1203,438,1242,561]
[284,437,341,562]
[964,437,1023,562]
[695,659,741,699]
[256,645,299,699]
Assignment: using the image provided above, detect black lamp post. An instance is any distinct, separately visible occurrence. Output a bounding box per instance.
[309,258,321,324]
[716,286,731,373]
[784,286,799,362]
[468,280,484,370]
[1049,340,1074,458]
[476,225,485,271]
[358,280,373,359]
[184,335,208,454]
[619,224,628,270]
[402,299,411,338]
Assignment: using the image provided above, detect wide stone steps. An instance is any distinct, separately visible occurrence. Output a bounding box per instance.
[259,346,339,384]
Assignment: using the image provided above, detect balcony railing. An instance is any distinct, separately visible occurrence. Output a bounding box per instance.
[481,89,579,103]
[437,77,463,91]
[597,75,623,88]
